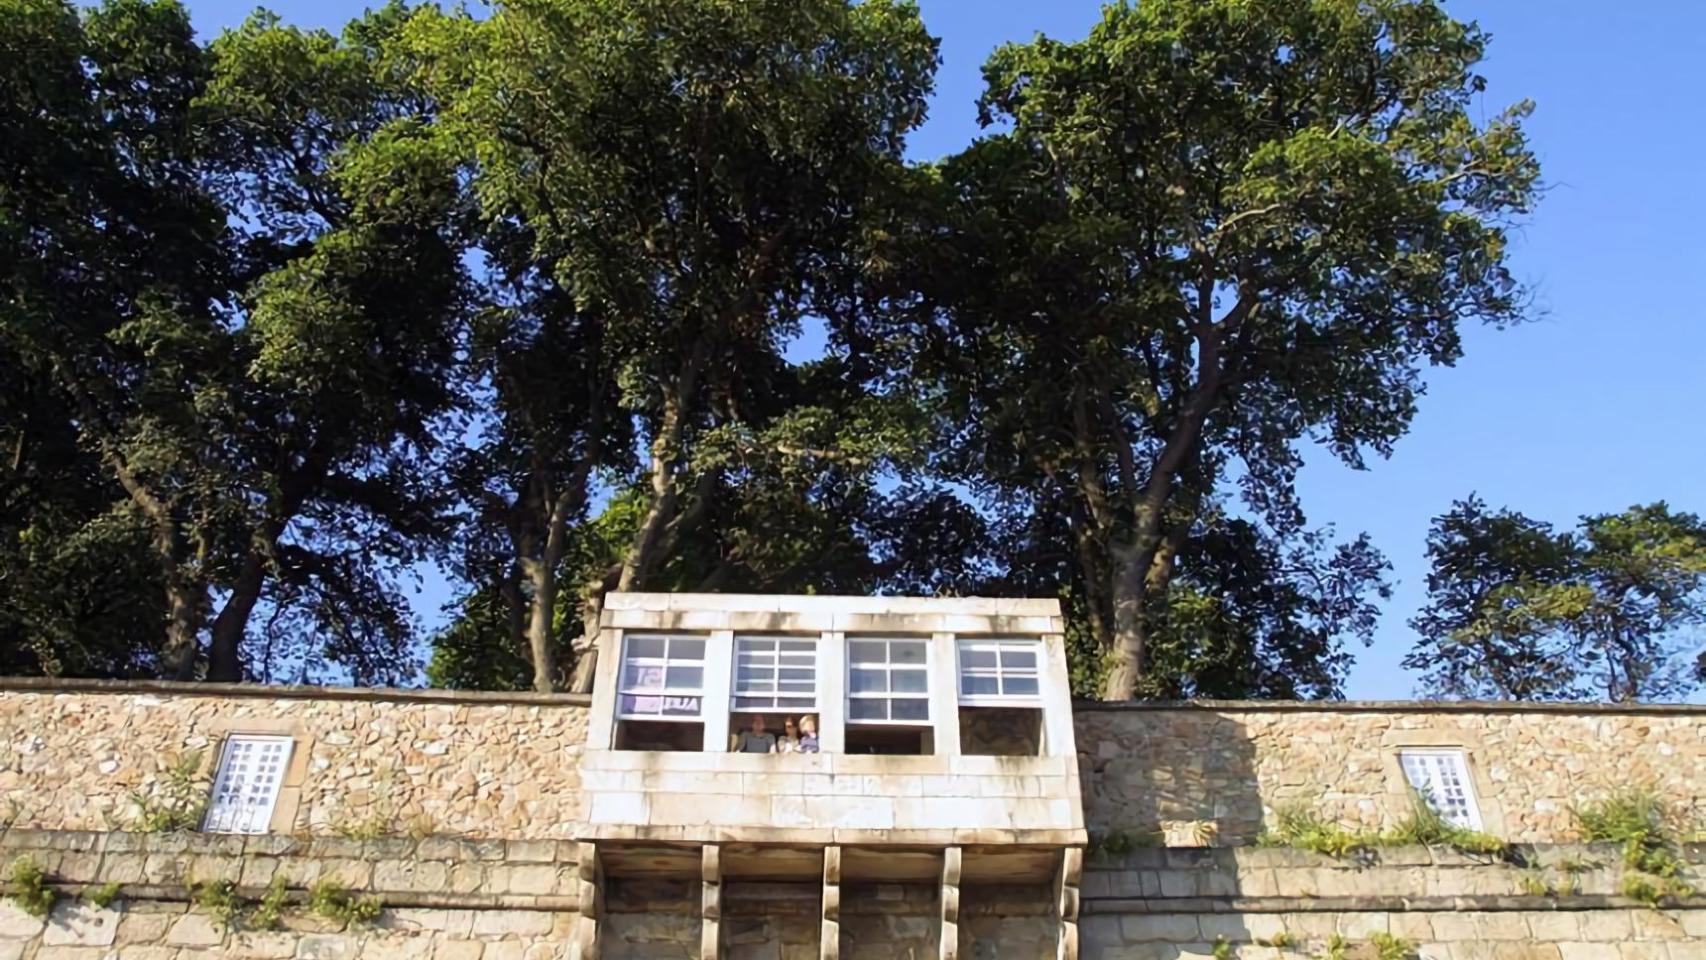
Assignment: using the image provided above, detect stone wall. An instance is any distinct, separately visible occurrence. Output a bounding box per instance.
[0,681,589,839]
[1076,701,1706,844]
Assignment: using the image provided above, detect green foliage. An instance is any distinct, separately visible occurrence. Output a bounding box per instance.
[1087,828,1163,859]
[6,858,57,918]
[82,881,124,909]
[1256,931,1294,949]
[1262,797,1506,860]
[192,878,243,930]
[309,879,382,926]
[247,876,290,931]
[1322,934,1348,960]
[1575,789,1695,906]
[1212,936,1233,960]
[1369,933,1417,960]
[1407,498,1706,701]
[128,751,207,833]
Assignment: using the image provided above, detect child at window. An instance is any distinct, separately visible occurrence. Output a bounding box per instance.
[796,715,819,754]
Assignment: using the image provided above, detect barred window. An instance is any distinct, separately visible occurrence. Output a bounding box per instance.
[847,637,930,723]
[1399,749,1483,830]
[734,636,817,712]
[203,735,293,835]
[957,639,1041,703]
[617,635,706,720]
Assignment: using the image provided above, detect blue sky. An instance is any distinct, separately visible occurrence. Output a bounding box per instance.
[175,0,1706,699]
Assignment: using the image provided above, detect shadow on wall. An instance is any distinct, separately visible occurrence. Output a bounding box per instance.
[1076,705,1264,848]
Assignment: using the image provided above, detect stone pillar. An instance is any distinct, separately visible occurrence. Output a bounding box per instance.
[929,632,962,756]
[940,846,962,960]
[1053,846,1081,960]
[821,845,841,960]
[570,841,603,960]
[818,632,846,755]
[702,631,735,752]
[701,844,722,960]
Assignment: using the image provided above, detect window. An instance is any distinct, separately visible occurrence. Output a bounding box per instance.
[617,634,706,720]
[847,637,929,723]
[1399,749,1483,830]
[957,639,1041,703]
[203,735,293,835]
[733,636,817,711]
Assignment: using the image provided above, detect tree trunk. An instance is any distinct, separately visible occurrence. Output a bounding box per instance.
[206,548,266,682]
[1100,544,1152,700]
[567,588,605,694]
[160,575,205,681]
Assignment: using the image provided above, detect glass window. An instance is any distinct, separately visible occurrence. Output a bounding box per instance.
[203,735,294,835]
[617,634,705,720]
[958,639,1042,703]
[733,636,818,711]
[847,637,930,724]
[1399,749,1483,830]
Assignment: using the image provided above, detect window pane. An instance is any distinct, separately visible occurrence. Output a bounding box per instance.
[962,675,999,696]
[849,699,887,721]
[627,636,666,659]
[850,668,888,693]
[890,642,926,665]
[891,669,927,693]
[777,698,814,710]
[665,666,703,691]
[1004,675,1039,696]
[780,640,815,654]
[779,667,813,682]
[669,638,706,661]
[735,664,774,690]
[961,648,997,669]
[849,641,885,663]
[890,698,929,721]
[999,647,1038,669]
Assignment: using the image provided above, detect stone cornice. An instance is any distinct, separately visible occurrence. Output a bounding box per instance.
[0,675,592,707]
[1072,696,1706,716]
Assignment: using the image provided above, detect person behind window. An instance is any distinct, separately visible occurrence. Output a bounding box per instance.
[776,717,802,753]
[733,714,777,753]
[796,715,819,754]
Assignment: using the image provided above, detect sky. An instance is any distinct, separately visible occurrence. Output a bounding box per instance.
[170,0,1706,699]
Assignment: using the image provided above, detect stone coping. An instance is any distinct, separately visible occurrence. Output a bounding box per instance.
[1072,696,1706,715]
[3,674,1700,715]
[603,592,1062,616]
[0,675,592,707]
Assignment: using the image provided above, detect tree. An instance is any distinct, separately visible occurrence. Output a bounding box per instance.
[1,0,466,683]
[1406,497,1706,702]
[878,0,1539,698]
[406,0,939,691]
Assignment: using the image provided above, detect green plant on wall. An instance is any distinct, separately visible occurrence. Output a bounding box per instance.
[191,878,244,930]
[6,858,56,918]
[1259,794,1508,861]
[309,878,382,926]
[129,751,207,833]
[1369,932,1418,960]
[1575,788,1695,907]
[82,881,124,909]
[247,876,290,931]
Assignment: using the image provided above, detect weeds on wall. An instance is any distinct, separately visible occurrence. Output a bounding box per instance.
[1085,828,1163,858]
[6,858,56,918]
[1258,794,1508,861]
[1369,932,1418,960]
[1574,788,1696,907]
[247,876,290,931]
[129,751,208,833]
[191,879,244,930]
[82,881,124,909]
[309,878,382,926]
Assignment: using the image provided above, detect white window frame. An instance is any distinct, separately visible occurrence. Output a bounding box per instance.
[732,635,818,712]
[202,734,294,835]
[845,636,931,726]
[956,638,1043,705]
[616,633,707,723]
[1398,748,1483,831]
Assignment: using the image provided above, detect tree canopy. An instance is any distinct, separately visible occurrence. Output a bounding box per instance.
[1,0,1611,704]
[1405,497,1706,702]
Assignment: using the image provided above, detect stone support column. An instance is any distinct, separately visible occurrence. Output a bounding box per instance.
[940,846,962,960]
[701,843,722,960]
[821,845,842,960]
[1053,846,1082,960]
[569,841,603,960]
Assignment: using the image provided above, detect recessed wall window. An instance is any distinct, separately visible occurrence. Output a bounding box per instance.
[733,636,817,712]
[847,637,930,723]
[1398,749,1483,830]
[617,634,706,720]
[957,639,1041,704]
[203,734,294,835]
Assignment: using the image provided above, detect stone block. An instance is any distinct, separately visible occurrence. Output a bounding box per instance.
[433,941,485,960]
[41,901,118,946]
[229,931,300,958]
[470,910,555,938]
[1120,914,1199,942]
[295,934,355,959]
[0,904,45,939]
[166,914,223,947]
[1578,910,1635,941]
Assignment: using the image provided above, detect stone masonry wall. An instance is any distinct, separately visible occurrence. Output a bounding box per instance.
[0,682,588,839]
[1077,701,1706,844]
